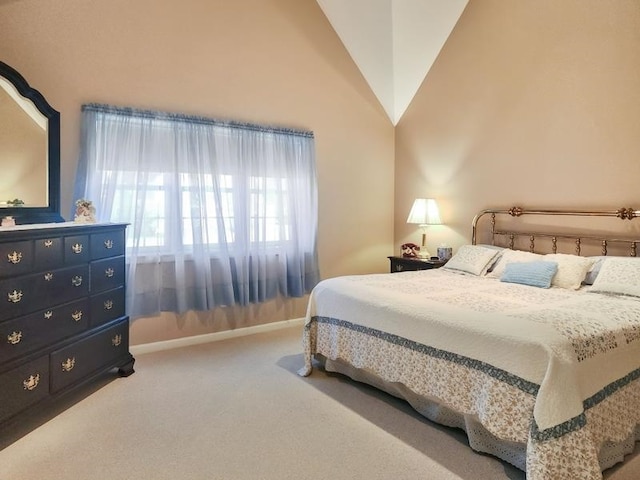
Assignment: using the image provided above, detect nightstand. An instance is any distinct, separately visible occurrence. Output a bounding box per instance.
[387,256,447,273]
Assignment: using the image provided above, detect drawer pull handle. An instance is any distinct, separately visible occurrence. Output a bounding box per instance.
[23,373,40,391]
[71,275,83,287]
[44,272,53,281]
[104,239,114,249]
[7,251,22,264]
[8,290,23,303]
[44,310,53,319]
[112,334,122,347]
[105,268,114,278]
[44,239,53,248]
[71,310,83,322]
[7,330,22,344]
[72,243,83,254]
[61,357,76,372]
[104,299,113,310]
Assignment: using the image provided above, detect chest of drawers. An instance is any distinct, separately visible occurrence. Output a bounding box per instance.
[0,222,134,432]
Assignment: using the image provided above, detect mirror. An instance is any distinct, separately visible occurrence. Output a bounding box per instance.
[0,61,62,224]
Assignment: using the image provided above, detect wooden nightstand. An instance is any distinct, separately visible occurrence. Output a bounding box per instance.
[387,256,447,273]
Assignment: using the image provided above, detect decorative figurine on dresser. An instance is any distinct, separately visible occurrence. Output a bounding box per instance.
[0,60,134,442]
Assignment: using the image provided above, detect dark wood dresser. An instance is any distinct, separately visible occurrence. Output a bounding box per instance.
[0,222,134,431]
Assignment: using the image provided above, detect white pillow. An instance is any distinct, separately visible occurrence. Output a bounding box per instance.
[487,249,542,278]
[543,253,595,290]
[442,245,500,276]
[589,258,640,297]
[476,244,505,273]
[582,256,607,285]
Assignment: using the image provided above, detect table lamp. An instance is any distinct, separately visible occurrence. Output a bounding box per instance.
[406,198,442,259]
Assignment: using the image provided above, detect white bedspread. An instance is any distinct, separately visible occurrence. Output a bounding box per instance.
[300,269,640,479]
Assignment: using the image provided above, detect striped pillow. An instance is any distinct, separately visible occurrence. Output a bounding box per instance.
[500,261,558,288]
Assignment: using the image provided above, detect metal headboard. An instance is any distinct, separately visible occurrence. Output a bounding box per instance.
[471,206,640,256]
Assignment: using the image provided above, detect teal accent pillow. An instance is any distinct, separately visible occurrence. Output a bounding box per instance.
[500,261,558,288]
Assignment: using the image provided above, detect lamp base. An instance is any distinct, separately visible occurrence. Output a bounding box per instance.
[418,232,431,259]
[417,249,431,259]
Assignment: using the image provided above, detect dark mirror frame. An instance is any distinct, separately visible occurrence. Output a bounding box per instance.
[0,60,63,224]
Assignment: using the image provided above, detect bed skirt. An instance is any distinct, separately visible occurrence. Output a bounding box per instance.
[316,354,640,474]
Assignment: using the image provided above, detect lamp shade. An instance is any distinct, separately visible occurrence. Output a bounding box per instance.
[406,198,442,226]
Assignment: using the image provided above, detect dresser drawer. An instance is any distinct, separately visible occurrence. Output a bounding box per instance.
[34,236,64,269]
[91,230,125,260]
[0,240,33,278]
[90,287,125,327]
[64,235,90,265]
[50,320,129,393]
[0,298,90,363]
[0,355,49,423]
[90,255,125,294]
[36,265,90,308]
[0,265,89,322]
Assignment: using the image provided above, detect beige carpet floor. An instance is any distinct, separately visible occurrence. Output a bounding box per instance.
[1,324,639,480]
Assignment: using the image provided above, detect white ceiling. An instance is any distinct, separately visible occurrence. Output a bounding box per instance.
[316,0,468,125]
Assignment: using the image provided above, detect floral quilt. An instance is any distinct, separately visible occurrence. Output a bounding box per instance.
[299,270,640,479]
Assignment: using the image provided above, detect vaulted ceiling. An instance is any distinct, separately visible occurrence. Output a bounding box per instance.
[0,0,467,125]
[316,0,468,125]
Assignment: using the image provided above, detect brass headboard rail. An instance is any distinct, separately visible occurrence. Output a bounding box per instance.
[471,207,640,256]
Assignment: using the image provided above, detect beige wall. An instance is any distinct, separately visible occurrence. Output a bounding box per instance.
[396,0,640,254]
[0,0,395,345]
[7,0,638,346]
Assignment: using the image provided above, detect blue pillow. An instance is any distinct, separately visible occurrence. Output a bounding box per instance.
[500,261,558,288]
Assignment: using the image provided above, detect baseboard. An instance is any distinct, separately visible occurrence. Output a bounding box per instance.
[130,317,305,356]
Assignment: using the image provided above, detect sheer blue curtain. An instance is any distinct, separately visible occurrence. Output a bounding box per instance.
[74,104,320,318]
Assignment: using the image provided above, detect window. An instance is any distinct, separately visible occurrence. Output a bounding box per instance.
[75,104,320,317]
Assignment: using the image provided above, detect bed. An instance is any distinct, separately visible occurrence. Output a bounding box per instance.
[299,207,640,480]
